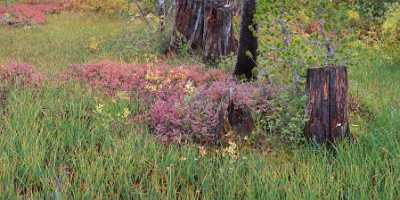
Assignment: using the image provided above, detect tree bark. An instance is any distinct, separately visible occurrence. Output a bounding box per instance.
[305,66,350,144]
[155,0,166,32]
[234,0,258,80]
[169,0,237,60]
[203,1,237,59]
[227,101,253,137]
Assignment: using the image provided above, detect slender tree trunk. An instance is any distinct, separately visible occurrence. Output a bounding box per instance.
[305,66,350,145]
[155,0,166,32]
[234,0,257,80]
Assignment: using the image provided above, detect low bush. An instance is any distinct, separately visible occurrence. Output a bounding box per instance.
[0,63,44,112]
[0,63,43,87]
[0,2,67,26]
[382,3,400,46]
[151,79,269,144]
[65,61,278,144]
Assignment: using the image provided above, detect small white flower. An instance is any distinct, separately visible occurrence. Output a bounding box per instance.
[185,80,195,95]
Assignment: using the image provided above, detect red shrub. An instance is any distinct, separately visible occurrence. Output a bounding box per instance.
[65,60,275,144]
[65,61,228,97]
[0,63,44,87]
[151,79,264,144]
[0,2,68,25]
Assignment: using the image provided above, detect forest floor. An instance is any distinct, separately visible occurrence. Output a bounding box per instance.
[1,11,400,199]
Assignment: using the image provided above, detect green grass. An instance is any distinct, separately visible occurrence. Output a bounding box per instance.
[0,11,166,73]
[0,10,400,199]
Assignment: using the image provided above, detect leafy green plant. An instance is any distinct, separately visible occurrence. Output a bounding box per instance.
[382,3,400,43]
[255,91,307,144]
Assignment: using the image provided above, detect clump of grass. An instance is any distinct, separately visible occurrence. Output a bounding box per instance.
[0,12,146,72]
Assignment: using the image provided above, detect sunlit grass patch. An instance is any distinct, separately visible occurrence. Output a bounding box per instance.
[0,12,150,73]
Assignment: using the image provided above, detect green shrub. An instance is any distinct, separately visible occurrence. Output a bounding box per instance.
[382,3,400,43]
[255,91,307,144]
[356,0,398,19]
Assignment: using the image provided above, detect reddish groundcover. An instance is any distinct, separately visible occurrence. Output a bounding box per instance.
[0,2,69,26]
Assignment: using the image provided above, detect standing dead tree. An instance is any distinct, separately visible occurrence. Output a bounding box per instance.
[169,0,237,60]
[234,0,258,80]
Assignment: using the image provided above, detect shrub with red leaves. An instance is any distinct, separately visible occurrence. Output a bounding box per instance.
[65,61,227,97]
[0,2,68,26]
[151,80,268,144]
[65,60,275,144]
[0,63,44,87]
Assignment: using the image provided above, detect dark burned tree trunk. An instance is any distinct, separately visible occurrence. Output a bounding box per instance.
[228,101,254,137]
[169,0,237,60]
[234,0,258,80]
[305,66,350,145]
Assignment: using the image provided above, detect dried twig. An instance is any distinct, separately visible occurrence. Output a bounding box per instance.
[278,17,302,94]
[318,19,335,65]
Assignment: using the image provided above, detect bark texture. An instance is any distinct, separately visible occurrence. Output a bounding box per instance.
[234,0,257,80]
[170,0,237,59]
[155,0,166,32]
[227,102,253,137]
[305,66,350,144]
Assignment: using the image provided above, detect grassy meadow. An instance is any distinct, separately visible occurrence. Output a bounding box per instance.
[1,3,400,200]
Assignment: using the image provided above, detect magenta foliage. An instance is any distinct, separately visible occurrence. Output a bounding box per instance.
[67,61,148,96]
[0,2,67,25]
[65,61,227,96]
[65,60,272,144]
[0,63,44,87]
[151,80,261,144]
[151,95,189,143]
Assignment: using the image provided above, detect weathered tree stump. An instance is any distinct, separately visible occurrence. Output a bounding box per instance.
[203,1,237,59]
[170,0,237,60]
[305,66,350,144]
[227,102,253,137]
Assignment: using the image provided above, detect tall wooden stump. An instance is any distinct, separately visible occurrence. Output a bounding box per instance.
[203,1,237,59]
[170,0,237,59]
[305,66,350,144]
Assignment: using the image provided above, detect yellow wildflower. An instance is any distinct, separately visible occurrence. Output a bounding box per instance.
[95,104,104,113]
[144,84,159,92]
[223,141,239,159]
[185,80,195,95]
[116,91,130,101]
[88,37,100,52]
[145,69,162,81]
[122,107,130,119]
[179,157,187,161]
[347,10,360,22]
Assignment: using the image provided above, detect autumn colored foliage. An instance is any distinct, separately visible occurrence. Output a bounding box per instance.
[0,2,68,25]
[64,61,275,144]
[0,63,44,87]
